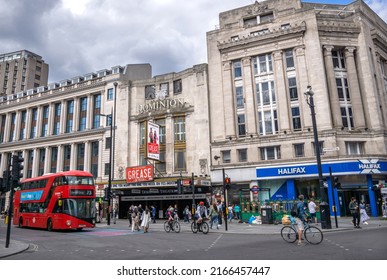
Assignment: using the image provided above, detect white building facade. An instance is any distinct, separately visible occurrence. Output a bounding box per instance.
[206,0,387,217]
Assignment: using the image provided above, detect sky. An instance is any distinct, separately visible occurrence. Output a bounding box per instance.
[0,0,386,84]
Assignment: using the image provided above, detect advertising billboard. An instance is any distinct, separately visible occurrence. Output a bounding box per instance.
[147,122,160,160]
[126,165,154,183]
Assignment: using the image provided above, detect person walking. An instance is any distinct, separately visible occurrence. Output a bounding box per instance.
[151,205,157,223]
[183,205,190,223]
[234,204,241,220]
[217,201,223,227]
[308,198,318,224]
[131,206,140,232]
[359,200,369,225]
[228,204,233,223]
[127,205,133,227]
[349,197,361,228]
[141,206,151,233]
[209,203,219,229]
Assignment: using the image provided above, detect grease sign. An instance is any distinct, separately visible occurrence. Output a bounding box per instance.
[126,165,154,183]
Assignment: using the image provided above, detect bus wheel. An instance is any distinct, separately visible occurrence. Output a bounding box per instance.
[47,219,53,231]
[76,228,83,231]
[18,218,23,228]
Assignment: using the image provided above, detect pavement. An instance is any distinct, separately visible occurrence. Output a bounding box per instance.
[1,216,386,259]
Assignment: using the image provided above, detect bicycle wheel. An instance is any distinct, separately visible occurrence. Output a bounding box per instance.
[174,221,181,233]
[191,221,198,233]
[164,221,171,233]
[281,226,297,243]
[201,222,209,234]
[304,226,323,245]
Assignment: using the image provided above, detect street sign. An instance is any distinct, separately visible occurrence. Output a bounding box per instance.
[322,147,340,152]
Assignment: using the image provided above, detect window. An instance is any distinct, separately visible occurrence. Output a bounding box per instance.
[341,107,353,129]
[78,97,87,131]
[258,109,278,136]
[233,61,242,78]
[155,119,166,144]
[145,85,155,99]
[291,107,301,131]
[237,114,246,137]
[235,86,244,108]
[104,163,110,176]
[346,142,364,155]
[174,117,185,142]
[294,143,304,158]
[90,141,99,178]
[156,151,166,173]
[173,79,182,94]
[107,88,114,100]
[19,110,26,140]
[30,108,38,139]
[285,49,294,69]
[40,106,49,137]
[51,147,58,173]
[9,113,16,142]
[259,13,273,24]
[221,150,231,163]
[253,54,272,75]
[53,103,61,135]
[332,50,346,69]
[260,146,281,160]
[92,94,101,129]
[312,141,324,156]
[66,100,74,133]
[244,16,258,27]
[238,149,247,162]
[77,143,85,170]
[174,150,186,171]
[336,78,350,101]
[288,77,298,100]
[105,137,111,149]
[159,83,169,97]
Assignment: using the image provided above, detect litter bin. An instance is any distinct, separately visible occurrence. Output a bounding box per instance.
[260,207,273,224]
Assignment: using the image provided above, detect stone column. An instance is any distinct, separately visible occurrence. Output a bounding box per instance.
[73,97,80,132]
[86,95,93,130]
[32,148,39,177]
[323,45,341,128]
[273,50,290,132]
[344,47,366,129]
[44,146,51,174]
[70,142,77,170]
[36,106,43,137]
[84,141,90,172]
[14,111,21,141]
[25,108,32,139]
[57,145,64,172]
[60,100,67,134]
[242,57,258,136]
[47,103,54,136]
[295,46,312,129]
[223,61,236,138]
[165,115,173,173]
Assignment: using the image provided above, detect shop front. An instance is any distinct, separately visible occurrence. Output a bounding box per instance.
[256,159,387,217]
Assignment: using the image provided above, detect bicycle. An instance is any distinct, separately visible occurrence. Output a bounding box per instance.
[281,218,323,245]
[191,217,209,234]
[164,218,181,233]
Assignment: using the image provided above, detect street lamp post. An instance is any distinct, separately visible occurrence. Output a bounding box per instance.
[304,86,331,229]
[100,108,113,226]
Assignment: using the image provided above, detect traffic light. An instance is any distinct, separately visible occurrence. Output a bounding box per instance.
[2,170,11,192]
[11,155,24,183]
[333,177,341,189]
[224,177,231,189]
[177,179,182,194]
[104,188,113,200]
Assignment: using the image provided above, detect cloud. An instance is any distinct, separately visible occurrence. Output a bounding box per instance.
[0,0,385,84]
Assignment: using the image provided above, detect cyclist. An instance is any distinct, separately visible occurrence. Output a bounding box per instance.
[166,205,175,227]
[195,201,208,227]
[295,195,307,246]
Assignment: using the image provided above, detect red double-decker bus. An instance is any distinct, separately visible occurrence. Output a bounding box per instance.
[13,170,96,231]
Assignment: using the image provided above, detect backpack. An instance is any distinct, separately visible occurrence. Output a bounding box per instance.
[290,204,299,217]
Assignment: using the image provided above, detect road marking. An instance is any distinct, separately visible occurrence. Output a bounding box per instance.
[207,234,223,251]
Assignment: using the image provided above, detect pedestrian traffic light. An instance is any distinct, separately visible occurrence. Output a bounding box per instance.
[224,177,231,189]
[11,155,24,183]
